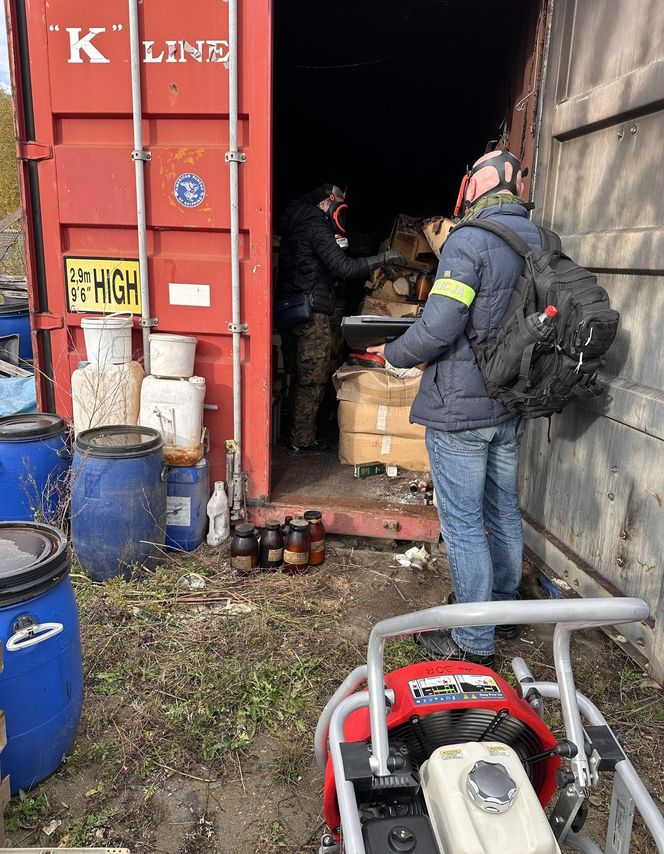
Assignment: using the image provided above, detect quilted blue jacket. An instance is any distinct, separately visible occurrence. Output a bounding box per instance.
[384,203,542,431]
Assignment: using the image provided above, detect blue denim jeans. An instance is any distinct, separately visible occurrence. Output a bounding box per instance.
[426,418,524,656]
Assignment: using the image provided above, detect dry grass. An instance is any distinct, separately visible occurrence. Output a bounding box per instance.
[5,546,664,853]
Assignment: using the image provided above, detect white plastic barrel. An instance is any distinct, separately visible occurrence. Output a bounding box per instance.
[71,360,144,435]
[80,313,133,366]
[149,333,197,379]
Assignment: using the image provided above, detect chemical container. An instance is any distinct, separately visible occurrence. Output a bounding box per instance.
[139,375,205,466]
[207,481,230,546]
[165,458,209,551]
[71,425,167,580]
[80,313,133,366]
[71,360,144,434]
[148,333,197,379]
[0,414,70,523]
[0,522,83,793]
[0,299,32,361]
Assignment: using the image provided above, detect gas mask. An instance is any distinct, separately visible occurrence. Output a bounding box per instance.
[453,150,527,218]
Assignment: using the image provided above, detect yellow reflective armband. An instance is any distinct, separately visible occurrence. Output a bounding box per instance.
[430,277,476,307]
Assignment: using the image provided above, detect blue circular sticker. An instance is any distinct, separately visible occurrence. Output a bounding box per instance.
[174,173,206,208]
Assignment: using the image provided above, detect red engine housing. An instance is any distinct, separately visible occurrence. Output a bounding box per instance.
[323,660,559,833]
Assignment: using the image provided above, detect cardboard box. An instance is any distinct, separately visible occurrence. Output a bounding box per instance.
[339,431,429,472]
[389,214,438,267]
[338,400,424,440]
[423,216,455,258]
[334,365,422,408]
[361,297,420,318]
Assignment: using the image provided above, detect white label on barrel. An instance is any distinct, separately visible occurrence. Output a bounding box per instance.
[376,405,388,431]
[380,435,392,455]
[167,496,191,527]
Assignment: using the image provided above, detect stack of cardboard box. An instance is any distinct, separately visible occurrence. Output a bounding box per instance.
[334,364,429,472]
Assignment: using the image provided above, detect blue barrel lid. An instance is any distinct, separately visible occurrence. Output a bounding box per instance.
[0,413,66,441]
[75,425,163,458]
[0,522,70,605]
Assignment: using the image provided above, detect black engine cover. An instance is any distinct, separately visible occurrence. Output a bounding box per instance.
[362,815,439,854]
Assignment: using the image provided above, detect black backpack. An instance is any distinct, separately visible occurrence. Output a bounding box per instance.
[453,219,620,419]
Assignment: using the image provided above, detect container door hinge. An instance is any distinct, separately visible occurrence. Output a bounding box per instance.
[32,312,64,331]
[16,140,53,162]
[228,322,248,333]
[131,150,152,162]
[225,151,246,163]
[140,317,159,328]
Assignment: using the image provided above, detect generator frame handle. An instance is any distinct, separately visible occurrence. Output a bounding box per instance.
[322,597,660,854]
[365,598,648,780]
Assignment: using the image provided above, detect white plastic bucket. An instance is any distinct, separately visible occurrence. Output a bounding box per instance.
[149,333,197,378]
[80,313,133,366]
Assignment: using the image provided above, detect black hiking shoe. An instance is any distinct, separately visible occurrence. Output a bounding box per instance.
[447,592,520,640]
[287,439,328,455]
[414,630,496,669]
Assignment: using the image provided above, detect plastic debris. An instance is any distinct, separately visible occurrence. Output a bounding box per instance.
[395,545,430,570]
[178,572,207,590]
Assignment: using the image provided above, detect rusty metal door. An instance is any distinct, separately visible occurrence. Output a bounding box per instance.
[524,0,664,679]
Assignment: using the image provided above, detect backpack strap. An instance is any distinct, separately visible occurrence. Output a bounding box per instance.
[452,219,532,258]
[537,225,562,252]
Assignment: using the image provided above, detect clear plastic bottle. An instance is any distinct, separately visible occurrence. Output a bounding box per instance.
[206,481,230,546]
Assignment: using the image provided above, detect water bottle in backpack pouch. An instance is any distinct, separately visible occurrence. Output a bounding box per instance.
[455,219,620,419]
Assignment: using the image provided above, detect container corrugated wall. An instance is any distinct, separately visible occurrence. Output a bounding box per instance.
[524,0,664,680]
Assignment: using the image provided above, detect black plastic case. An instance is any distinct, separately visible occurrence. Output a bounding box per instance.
[341,315,416,349]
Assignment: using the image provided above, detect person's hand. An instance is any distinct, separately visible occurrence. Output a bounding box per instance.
[383,249,403,265]
[367,344,386,356]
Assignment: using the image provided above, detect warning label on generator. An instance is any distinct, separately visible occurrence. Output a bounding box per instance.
[65,257,141,314]
[408,674,504,706]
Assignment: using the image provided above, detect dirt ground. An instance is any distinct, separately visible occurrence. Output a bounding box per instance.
[5,539,663,853]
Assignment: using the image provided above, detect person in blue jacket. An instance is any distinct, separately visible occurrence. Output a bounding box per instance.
[369,150,541,667]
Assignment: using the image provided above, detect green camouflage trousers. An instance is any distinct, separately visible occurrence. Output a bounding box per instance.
[282,312,332,446]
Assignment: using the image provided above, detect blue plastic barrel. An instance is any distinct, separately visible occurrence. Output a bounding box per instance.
[0,299,32,361]
[71,425,167,580]
[165,458,209,551]
[0,522,83,793]
[0,414,70,523]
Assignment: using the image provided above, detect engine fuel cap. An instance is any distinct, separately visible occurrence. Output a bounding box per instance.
[466,760,518,814]
[388,825,416,853]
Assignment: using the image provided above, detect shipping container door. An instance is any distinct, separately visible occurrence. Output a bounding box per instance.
[525,0,664,679]
[9,0,272,498]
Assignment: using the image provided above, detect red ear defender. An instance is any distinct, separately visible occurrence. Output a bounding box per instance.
[454,173,470,218]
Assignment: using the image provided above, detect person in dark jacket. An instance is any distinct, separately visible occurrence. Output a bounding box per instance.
[369,151,541,667]
[278,184,399,453]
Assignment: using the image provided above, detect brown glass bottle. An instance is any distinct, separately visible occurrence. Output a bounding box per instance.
[304,510,326,566]
[415,271,433,302]
[283,518,310,575]
[259,519,284,570]
[230,523,259,574]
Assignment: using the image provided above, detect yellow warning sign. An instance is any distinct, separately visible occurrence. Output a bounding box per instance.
[64,257,142,315]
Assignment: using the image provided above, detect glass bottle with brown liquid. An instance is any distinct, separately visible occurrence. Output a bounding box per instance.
[283,518,310,575]
[304,510,325,566]
[230,523,259,574]
[259,519,284,570]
